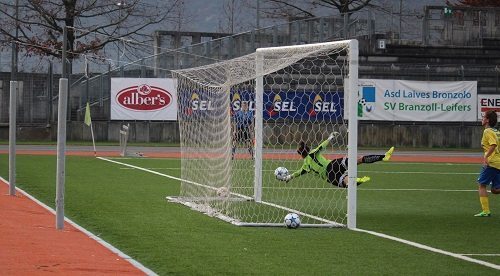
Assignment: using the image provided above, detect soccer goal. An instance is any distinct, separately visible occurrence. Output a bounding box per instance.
[170,40,359,228]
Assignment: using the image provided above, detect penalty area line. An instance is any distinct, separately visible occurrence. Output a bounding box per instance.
[354,228,500,271]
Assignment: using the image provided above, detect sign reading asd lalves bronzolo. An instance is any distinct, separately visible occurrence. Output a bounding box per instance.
[111,78,178,120]
[354,79,477,122]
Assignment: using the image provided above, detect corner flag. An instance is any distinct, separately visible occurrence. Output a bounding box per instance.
[84,102,96,156]
[84,102,92,126]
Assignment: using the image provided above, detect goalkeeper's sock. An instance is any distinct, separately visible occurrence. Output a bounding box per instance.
[362,155,384,163]
[480,196,490,213]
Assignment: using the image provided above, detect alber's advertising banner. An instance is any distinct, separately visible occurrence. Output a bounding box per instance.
[111,78,177,120]
[356,79,477,121]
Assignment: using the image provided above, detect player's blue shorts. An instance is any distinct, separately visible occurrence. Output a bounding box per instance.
[477,166,500,189]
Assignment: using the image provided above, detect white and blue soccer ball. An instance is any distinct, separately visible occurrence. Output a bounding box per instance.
[274,167,289,179]
[284,213,301,229]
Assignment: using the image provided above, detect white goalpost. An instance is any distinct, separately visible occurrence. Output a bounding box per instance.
[170,40,358,228]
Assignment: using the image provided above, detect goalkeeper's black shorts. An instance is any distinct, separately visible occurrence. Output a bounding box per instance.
[326,157,348,187]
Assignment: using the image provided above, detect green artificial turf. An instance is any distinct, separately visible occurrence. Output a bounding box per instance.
[1,154,498,275]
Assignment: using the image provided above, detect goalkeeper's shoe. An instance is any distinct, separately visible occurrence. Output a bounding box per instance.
[356,176,371,186]
[383,146,395,161]
[474,211,491,217]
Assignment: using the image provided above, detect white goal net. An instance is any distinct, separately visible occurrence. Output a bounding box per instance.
[170,40,359,228]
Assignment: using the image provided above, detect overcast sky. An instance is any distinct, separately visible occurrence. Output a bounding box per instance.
[183,0,447,33]
[0,0,449,72]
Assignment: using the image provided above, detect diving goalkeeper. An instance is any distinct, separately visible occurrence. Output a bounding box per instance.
[278,132,394,188]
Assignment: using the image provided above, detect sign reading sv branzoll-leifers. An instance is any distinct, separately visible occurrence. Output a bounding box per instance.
[354,79,477,122]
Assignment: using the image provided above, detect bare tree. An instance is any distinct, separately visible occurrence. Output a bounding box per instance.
[0,0,182,71]
[312,0,373,14]
[218,0,244,34]
[446,0,500,7]
[252,0,372,21]
[249,0,316,22]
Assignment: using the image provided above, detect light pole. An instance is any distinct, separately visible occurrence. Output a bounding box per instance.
[256,0,260,30]
[399,0,402,39]
[116,1,125,67]
[11,0,19,80]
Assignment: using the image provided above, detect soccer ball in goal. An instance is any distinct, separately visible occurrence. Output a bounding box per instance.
[274,167,289,180]
[216,187,230,198]
[284,213,301,229]
[171,39,359,229]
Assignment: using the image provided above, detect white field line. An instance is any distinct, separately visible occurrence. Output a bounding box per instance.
[0,176,157,276]
[359,188,478,192]
[362,171,476,175]
[116,166,477,192]
[370,162,479,166]
[231,186,478,192]
[460,254,500,256]
[354,228,500,271]
[97,157,253,200]
[118,166,477,176]
[99,157,341,226]
[105,157,480,166]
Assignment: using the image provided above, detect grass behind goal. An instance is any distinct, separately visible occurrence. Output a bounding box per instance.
[0,154,499,274]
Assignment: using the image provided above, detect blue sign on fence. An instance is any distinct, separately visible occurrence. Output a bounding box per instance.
[180,90,344,121]
[230,91,344,121]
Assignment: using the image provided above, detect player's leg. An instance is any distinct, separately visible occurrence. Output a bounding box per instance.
[329,158,370,188]
[361,147,394,164]
[232,128,241,159]
[491,168,500,194]
[244,129,253,159]
[475,166,493,217]
[339,174,370,187]
[361,155,384,163]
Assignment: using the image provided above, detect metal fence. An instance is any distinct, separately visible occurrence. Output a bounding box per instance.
[424,6,500,46]
[0,71,57,125]
[1,6,500,126]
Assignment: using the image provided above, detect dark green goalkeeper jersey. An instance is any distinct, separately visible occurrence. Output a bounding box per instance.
[291,139,331,180]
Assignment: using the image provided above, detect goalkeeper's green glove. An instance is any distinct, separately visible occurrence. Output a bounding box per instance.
[328,131,339,141]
